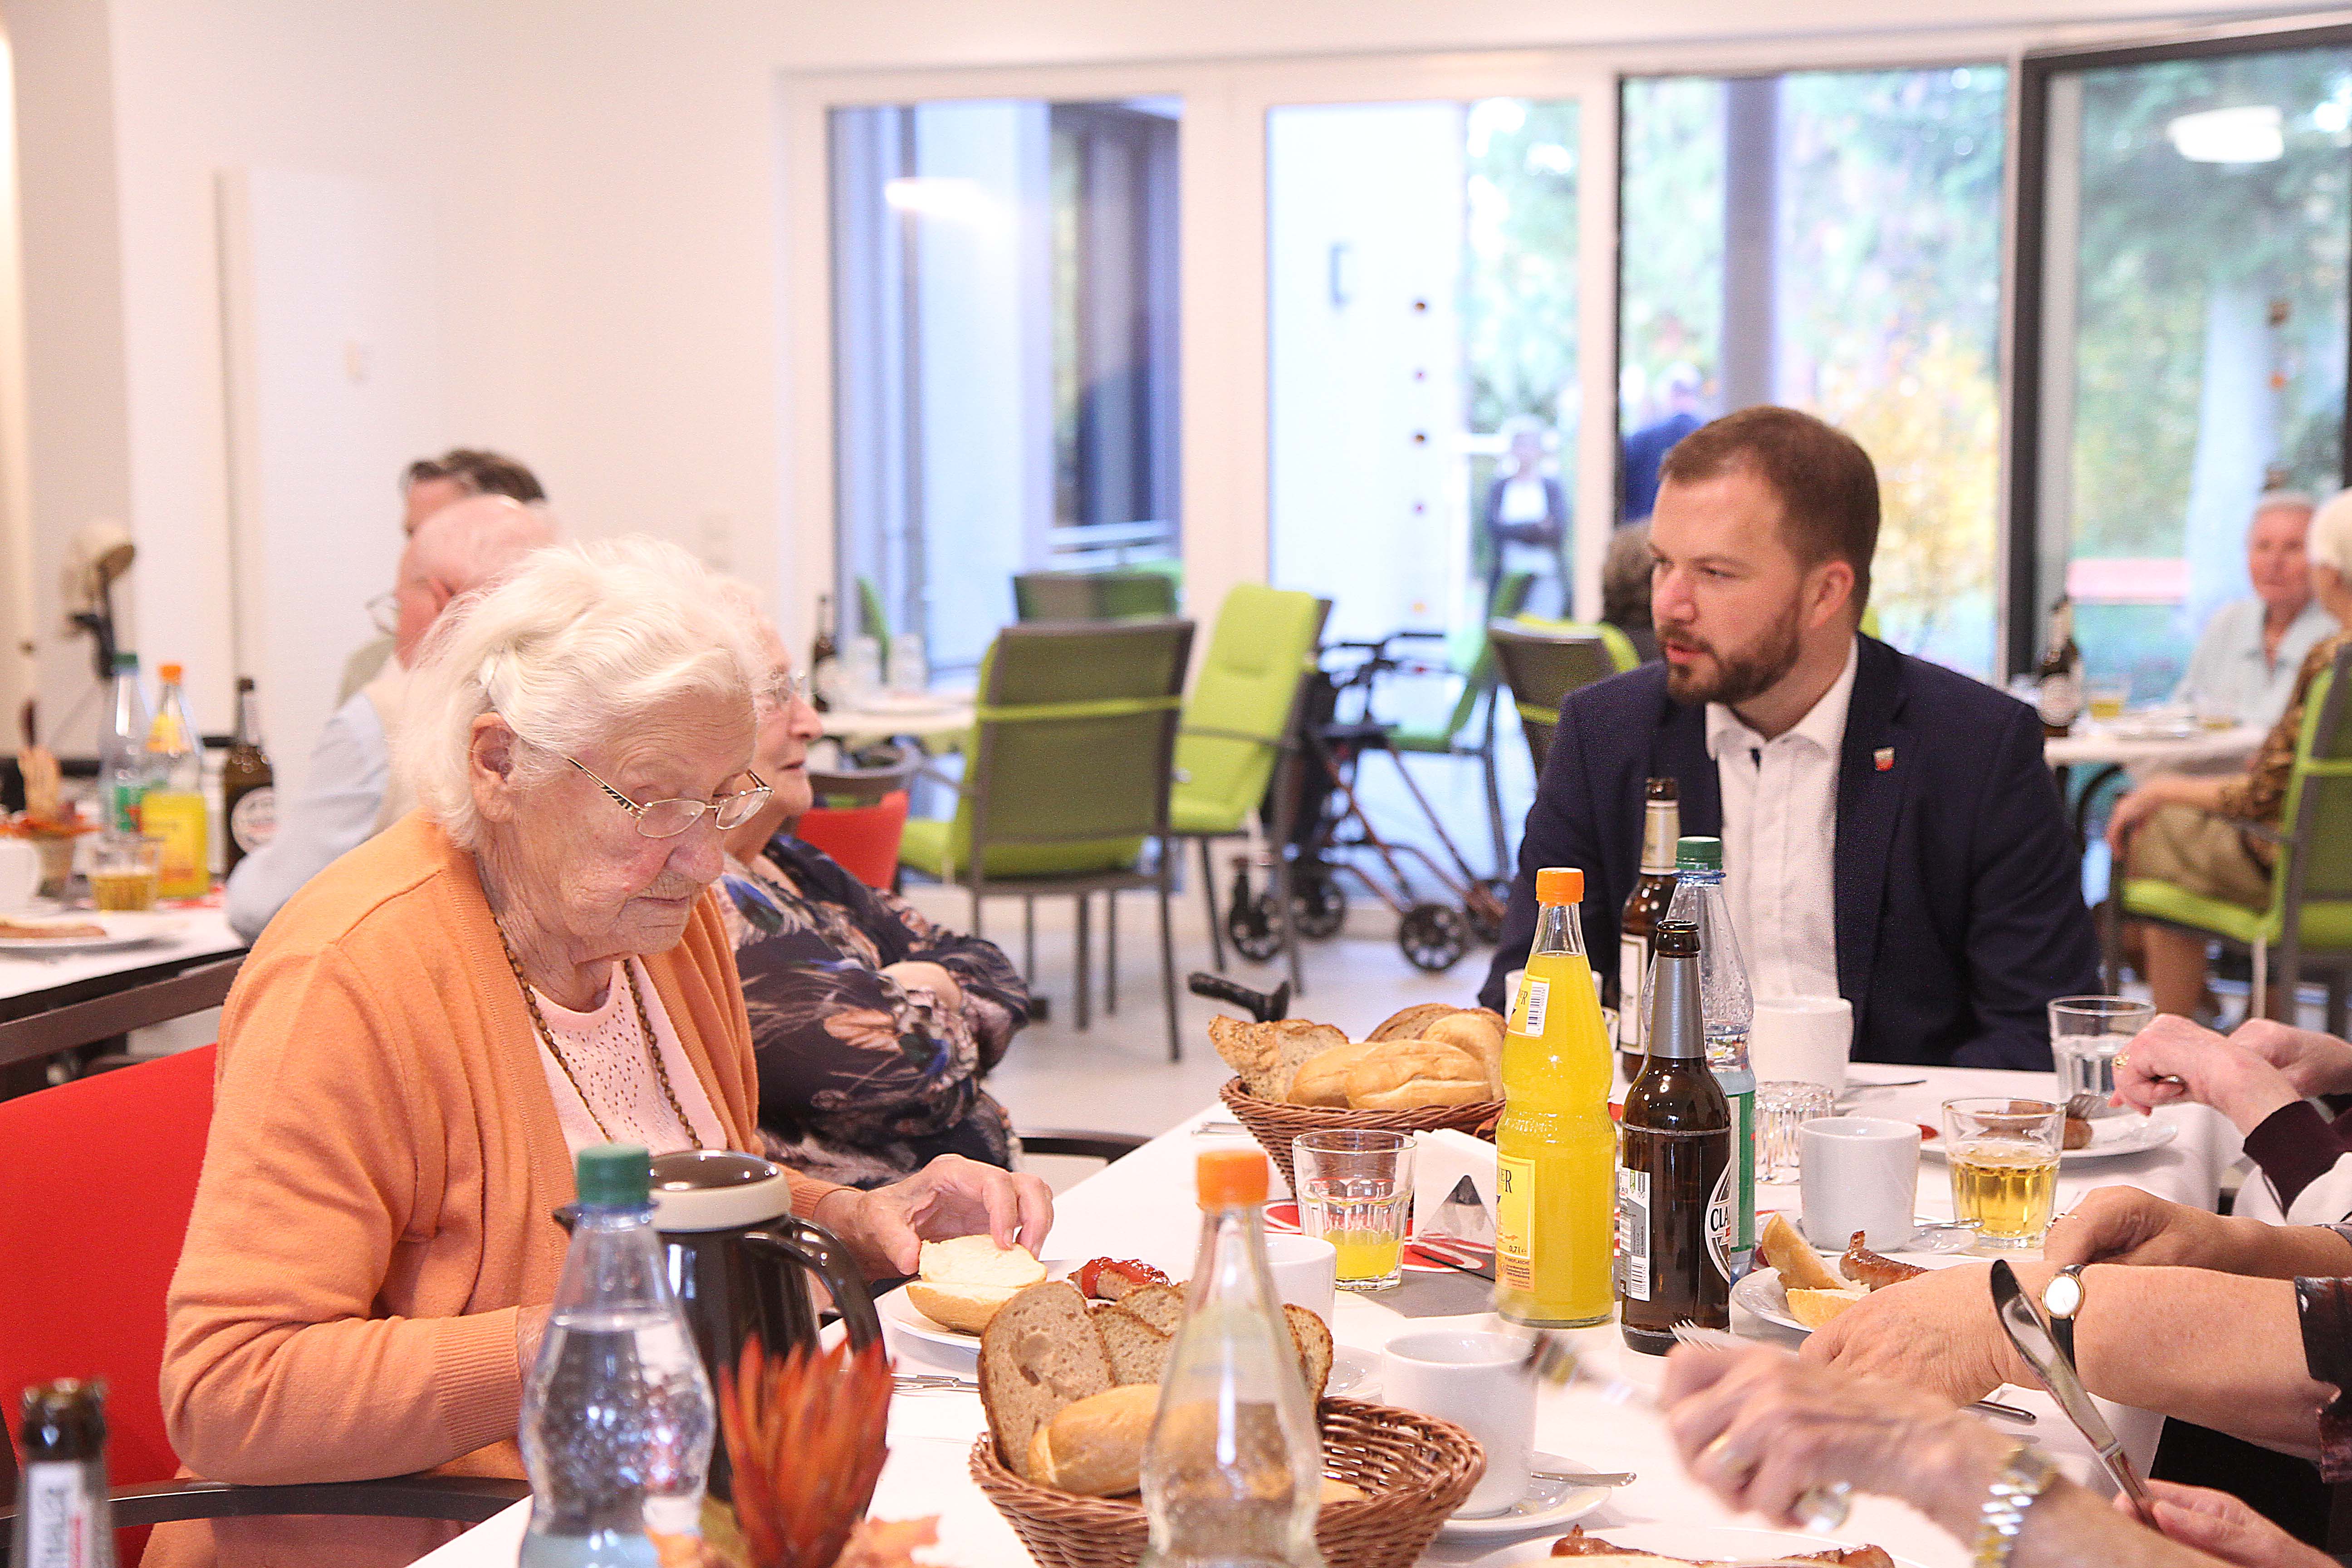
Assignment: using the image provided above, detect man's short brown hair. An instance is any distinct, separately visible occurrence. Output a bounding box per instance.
[1657,405,1878,612]
[402,448,544,505]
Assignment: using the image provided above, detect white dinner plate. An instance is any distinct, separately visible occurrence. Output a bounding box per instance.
[1920,1115,2178,1164]
[1325,1346,1377,1399]
[1434,1451,1609,1539]
[1732,1246,1970,1336]
[1512,1521,1930,1564]
[0,911,190,954]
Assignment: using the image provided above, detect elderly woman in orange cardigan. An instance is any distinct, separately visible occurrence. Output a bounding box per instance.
[155,539,1049,1565]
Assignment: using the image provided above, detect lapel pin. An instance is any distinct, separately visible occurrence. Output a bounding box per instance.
[1874,747,1895,772]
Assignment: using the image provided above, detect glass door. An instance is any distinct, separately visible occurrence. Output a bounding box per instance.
[2014,28,2352,693]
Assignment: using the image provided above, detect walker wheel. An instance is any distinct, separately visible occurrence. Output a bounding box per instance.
[1292,875,1348,940]
[1229,892,1284,962]
[1398,902,1469,973]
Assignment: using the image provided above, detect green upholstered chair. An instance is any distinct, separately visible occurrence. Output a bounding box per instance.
[1382,570,1536,878]
[1013,570,1180,622]
[1166,586,1330,992]
[898,617,1194,1058]
[1490,618,1640,773]
[2117,641,2352,1026]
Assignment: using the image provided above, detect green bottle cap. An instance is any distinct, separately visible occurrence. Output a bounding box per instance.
[575,1143,651,1209]
[113,652,137,672]
[1676,836,1722,870]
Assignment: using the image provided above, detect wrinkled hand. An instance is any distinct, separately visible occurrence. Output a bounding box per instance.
[1662,1343,2011,1528]
[2105,784,2170,858]
[1800,1263,2013,1406]
[2228,1018,2352,1100]
[2114,1014,2300,1133]
[2130,1479,2338,1568]
[818,1154,1052,1279]
[2043,1186,2236,1269]
[880,960,965,1011]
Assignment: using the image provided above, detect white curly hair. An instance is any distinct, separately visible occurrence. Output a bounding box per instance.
[396,536,771,849]
[2309,489,2352,578]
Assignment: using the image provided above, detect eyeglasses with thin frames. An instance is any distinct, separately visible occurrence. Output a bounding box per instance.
[568,758,771,839]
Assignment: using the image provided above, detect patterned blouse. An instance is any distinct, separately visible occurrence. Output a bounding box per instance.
[2220,629,2347,864]
[716,833,1031,1189]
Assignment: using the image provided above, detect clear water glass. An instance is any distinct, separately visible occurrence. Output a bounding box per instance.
[1756,1080,1834,1181]
[2049,996,2155,1117]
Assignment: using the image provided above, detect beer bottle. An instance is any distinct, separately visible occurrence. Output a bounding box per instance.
[1616,777,1680,1085]
[809,593,839,714]
[10,1379,118,1568]
[1618,917,1731,1354]
[2036,597,2082,740]
[222,676,275,873]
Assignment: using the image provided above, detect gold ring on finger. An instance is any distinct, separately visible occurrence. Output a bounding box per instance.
[2112,1050,2130,1073]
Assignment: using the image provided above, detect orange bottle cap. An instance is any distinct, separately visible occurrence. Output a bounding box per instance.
[158,662,183,683]
[1535,867,1583,904]
[1196,1147,1269,1208]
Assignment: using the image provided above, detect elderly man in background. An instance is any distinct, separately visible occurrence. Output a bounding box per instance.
[338,446,546,701]
[225,495,556,940]
[2175,491,2334,727]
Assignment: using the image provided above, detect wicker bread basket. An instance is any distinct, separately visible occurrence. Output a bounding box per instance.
[1219,1077,1502,1191]
[969,1397,1484,1568]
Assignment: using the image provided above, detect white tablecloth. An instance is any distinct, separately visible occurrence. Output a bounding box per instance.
[0,905,242,1002]
[416,1065,2243,1568]
[2044,721,2264,773]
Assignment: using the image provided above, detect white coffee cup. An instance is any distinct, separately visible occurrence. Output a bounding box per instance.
[1263,1232,1338,1324]
[1798,1115,1920,1251]
[1750,995,1853,1093]
[1381,1330,1534,1517]
[0,839,40,912]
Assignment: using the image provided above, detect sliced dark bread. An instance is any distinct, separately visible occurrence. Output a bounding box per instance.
[1284,1305,1333,1401]
[1116,1282,1185,1334]
[1096,1304,1173,1385]
[977,1280,1112,1476]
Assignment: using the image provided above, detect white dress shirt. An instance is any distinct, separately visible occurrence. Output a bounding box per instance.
[1706,638,1858,1001]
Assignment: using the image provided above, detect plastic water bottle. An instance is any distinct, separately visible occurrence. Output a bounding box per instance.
[98,652,153,836]
[1651,837,1755,1277]
[1139,1148,1324,1568]
[520,1144,715,1568]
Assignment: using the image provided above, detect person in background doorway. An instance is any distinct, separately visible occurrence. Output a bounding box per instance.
[1620,361,1705,523]
[2174,491,2335,728]
[1480,416,1568,617]
[1602,520,1661,663]
[226,497,557,941]
[338,448,547,703]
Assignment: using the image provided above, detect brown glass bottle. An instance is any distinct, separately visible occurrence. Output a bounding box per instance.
[1618,918,1731,1355]
[2035,597,2082,740]
[10,1379,116,1567]
[1616,776,1680,1084]
[220,677,274,874]
[809,592,839,713]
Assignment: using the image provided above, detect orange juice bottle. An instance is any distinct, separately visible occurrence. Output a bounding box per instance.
[1494,866,1617,1327]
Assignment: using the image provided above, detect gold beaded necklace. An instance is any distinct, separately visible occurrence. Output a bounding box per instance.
[492,914,701,1148]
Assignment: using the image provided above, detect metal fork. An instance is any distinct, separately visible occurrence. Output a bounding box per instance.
[892,1373,978,1394]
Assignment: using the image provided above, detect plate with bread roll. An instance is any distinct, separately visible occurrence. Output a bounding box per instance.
[879,1236,1090,1350]
[1729,1213,1961,1335]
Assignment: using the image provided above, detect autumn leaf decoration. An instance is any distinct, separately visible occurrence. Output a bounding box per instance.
[720,1335,894,1568]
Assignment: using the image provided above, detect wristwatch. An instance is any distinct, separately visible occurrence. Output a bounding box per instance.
[1973,1441,2060,1566]
[2042,1263,2088,1365]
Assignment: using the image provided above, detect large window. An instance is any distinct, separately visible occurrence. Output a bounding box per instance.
[2017,36,2352,694]
[1620,67,2009,676]
[830,99,1180,674]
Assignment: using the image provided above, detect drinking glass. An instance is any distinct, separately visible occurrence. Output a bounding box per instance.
[88,834,160,911]
[2049,996,2155,1118]
[1943,1098,2063,1250]
[2087,679,2130,722]
[1292,1130,1413,1291]
[1756,1080,1835,1181]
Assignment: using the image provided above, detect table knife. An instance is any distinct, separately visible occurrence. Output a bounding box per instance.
[1989,1259,2158,1527]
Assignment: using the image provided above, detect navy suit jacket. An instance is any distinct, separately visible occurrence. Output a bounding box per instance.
[1476,636,2099,1069]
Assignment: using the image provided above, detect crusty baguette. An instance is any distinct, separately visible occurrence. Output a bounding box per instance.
[1786,1286,1868,1330]
[1025,1384,1159,1497]
[1367,1002,1460,1042]
[978,1281,1112,1476]
[903,1280,1018,1335]
[1757,1212,1842,1293]
[1095,1305,1172,1386]
[1284,1304,1333,1401]
[1343,1041,1490,1110]
[1289,1039,1382,1107]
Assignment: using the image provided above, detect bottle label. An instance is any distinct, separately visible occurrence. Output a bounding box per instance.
[1706,1158,1735,1284]
[230,786,278,853]
[1617,1167,1651,1301]
[1519,977,1549,1038]
[1494,1153,1535,1293]
[1731,1090,1755,1255]
[107,781,146,835]
[20,1460,103,1565]
[144,790,209,897]
[1618,936,1645,1050]
[2038,672,2082,728]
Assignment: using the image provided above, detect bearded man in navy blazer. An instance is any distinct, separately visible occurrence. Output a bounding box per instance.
[1477,406,2098,1069]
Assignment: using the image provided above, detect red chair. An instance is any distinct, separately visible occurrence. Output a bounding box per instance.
[0,1048,521,1560]
[795,790,910,890]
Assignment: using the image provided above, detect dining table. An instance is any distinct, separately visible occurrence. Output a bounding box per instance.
[416,1062,2242,1568]
[818,689,976,750]
[2044,716,2266,846]
[0,903,246,1095]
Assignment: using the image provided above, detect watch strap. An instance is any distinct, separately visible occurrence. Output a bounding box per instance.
[1971,1441,2059,1567]
[2047,1263,2087,1367]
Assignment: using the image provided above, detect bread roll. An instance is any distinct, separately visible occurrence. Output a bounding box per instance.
[1757,1211,1843,1293]
[1289,1039,1381,1107]
[1367,1002,1458,1042]
[1319,1478,1366,1505]
[905,1235,1048,1333]
[904,1281,1018,1335]
[1786,1286,1868,1330]
[1343,1041,1489,1110]
[1423,1009,1505,1097]
[1025,1384,1161,1497]
[1210,1016,1351,1100]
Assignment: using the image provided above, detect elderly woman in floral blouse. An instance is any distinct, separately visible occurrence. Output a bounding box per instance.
[716,609,1030,1188]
